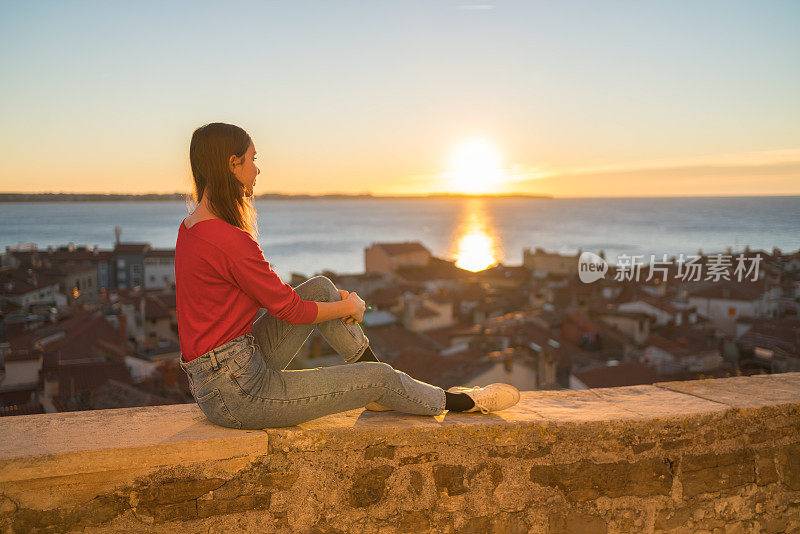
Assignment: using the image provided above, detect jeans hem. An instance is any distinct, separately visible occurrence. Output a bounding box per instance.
[344,335,370,364]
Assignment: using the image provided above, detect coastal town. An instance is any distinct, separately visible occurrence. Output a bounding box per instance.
[1,237,799,417]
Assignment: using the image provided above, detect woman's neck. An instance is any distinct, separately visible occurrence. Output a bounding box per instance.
[195,196,217,218]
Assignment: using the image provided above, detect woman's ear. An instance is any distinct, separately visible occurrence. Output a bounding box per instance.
[228,154,239,174]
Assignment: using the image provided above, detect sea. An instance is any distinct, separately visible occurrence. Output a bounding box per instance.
[1,196,798,280]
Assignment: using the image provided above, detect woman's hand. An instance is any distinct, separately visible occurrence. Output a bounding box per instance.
[343,291,366,325]
[338,289,357,324]
[338,289,356,324]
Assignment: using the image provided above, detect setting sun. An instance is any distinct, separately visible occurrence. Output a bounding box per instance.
[446,138,506,194]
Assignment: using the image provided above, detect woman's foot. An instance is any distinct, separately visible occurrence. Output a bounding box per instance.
[445,383,520,414]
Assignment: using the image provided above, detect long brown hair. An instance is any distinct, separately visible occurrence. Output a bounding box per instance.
[185,122,259,238]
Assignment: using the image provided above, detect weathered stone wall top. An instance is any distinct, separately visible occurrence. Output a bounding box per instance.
[1,373,799,533]
[3,373,798,462]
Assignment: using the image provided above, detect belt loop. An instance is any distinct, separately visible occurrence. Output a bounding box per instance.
[209,350,220,370]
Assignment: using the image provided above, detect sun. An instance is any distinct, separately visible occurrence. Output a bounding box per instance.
[446,138,505,194]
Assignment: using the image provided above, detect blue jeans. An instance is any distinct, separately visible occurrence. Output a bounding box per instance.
[179,275,446,429]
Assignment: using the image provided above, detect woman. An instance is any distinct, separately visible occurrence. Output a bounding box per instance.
[175,122,520,429]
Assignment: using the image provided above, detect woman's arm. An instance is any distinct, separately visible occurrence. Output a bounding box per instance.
[313,299,357,324]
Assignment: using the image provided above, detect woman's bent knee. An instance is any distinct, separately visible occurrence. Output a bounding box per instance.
[303,275,339,302]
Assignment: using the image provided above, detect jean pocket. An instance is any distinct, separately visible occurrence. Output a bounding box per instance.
[229,347,265,397]
[195,388,243,429]
[231,347,256,378]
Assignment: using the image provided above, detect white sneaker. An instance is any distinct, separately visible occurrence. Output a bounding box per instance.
[364,402,392,412]
[446,383,520,414]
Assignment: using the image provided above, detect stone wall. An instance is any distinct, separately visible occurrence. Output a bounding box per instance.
[1,373,798,533]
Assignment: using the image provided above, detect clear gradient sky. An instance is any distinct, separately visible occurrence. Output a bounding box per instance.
[1,0,798,197]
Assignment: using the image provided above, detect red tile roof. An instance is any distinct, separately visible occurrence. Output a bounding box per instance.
[374,242,430,256]
[626,291,682,314]
[39,311,128,364]
[52,360,133,397]
[688,282,765,301]
[396,257,473,282]
[0,402,45,417]
[145,249,175,258]
[113,243,150,254]
[646,325,719,357]
[421,322,476,348]
[565,311,603,334]
[413,304,440,319]
[736,317,800,358]
[144,296,171,320]
[0,266,61,296]
[364,324,440,359]
[388,346,495,390]
[573,361,660,388]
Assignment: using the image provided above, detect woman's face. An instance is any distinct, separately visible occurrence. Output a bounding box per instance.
[231,142,260,196]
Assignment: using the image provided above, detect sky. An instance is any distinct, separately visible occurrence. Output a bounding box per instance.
[0,0,798,198]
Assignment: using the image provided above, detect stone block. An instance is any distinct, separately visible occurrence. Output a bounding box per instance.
[348,465,394,508]
[755,450,779,486]
[364,444,396,460]
[408,470,424,495]
[399,510,429,532]
[433,464,467,496]
[777,443,800,491]
[655,375,800,408]
[530,457,673,501]
[549,509,608,534]
[680,451,756,497]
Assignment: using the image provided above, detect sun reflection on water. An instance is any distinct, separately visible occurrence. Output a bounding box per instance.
[452,200,500,272]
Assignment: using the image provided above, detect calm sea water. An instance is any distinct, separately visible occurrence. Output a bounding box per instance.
[1,197,798,280]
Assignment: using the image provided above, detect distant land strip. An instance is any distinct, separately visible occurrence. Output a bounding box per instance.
[0,192,553,202]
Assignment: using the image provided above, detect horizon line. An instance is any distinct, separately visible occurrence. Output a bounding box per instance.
[2,191,800,200]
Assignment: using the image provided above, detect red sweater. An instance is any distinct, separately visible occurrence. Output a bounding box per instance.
[175,218,319,362]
